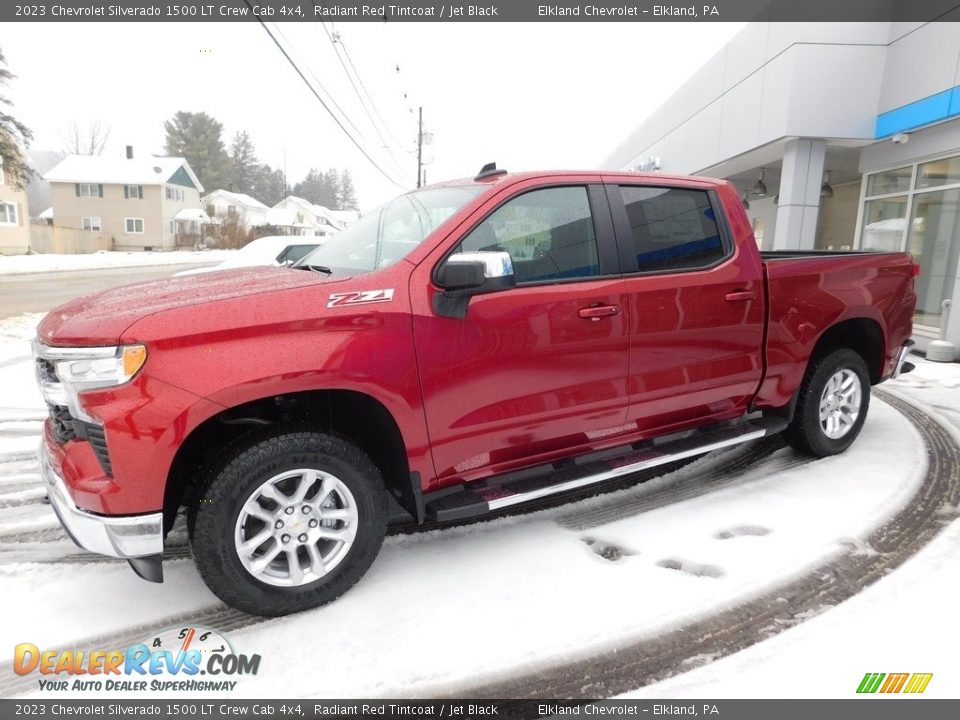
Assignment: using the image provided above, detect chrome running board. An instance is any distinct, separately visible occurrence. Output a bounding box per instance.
[423,416,786,522]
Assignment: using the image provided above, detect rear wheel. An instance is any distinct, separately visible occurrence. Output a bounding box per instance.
[190,429,388,616]
[784,349,871,457]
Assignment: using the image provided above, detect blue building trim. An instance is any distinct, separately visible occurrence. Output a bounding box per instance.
[876,85,960,138]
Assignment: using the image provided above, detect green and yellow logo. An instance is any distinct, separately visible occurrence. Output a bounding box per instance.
[857,672,933,694]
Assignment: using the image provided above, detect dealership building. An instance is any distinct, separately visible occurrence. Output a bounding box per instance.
[605,21,960,357]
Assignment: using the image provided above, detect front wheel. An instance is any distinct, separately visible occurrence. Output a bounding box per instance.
[784,349,871,457]
[190,429,388,616]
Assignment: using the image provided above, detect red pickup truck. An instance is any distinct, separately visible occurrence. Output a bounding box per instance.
[34,166,916,616]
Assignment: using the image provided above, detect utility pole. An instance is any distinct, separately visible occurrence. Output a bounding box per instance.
[417,106,423,189]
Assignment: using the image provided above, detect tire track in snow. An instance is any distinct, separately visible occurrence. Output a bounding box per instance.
[450,390,960,701]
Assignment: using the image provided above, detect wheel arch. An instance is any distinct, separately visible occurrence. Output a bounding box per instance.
[809,316,886,385]
[164,388,419,532]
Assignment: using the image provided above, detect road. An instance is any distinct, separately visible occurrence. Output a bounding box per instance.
[0,263,214,319]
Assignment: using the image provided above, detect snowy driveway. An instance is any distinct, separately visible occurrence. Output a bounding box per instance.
[1,312,952,698]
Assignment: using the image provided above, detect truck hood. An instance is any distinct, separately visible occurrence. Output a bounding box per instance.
[38,267,349,346]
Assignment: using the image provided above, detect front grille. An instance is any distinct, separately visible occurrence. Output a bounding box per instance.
[36,357,57,384]
[49,404,76,444]
[47,404,112,476]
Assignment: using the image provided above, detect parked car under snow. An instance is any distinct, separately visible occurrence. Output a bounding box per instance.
[175,235,322,276]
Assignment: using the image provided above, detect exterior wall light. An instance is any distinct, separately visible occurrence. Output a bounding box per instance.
[752,168,768,196]
[821,171,834,199]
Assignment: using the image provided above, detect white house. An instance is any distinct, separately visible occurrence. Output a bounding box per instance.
[201,189,270,228]
[268,196,349,237]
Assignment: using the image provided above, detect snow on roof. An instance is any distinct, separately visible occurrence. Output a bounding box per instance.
[174,208,213,222]
[274,195,312,208]
[37,207,54,220]
[273,196,346,228]
[43,154,203,191]
[327,209,359,225]
[201,189,269,209]
[265,207,300,226]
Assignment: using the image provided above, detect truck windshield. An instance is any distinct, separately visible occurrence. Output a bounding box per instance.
[295,185,485,274]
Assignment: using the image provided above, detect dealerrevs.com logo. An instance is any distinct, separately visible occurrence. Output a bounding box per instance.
[13,626,261,693]
[857,672,933,694]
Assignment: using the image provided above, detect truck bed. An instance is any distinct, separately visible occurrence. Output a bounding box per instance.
[755,249,916,410]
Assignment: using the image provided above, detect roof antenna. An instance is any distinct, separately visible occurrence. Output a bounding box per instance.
[475,162,507,181]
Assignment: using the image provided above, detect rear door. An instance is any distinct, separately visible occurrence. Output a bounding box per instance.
[410,182,631,484]
[606,181,765,434]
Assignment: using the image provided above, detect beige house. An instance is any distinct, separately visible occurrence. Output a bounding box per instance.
[0,157,30,255]
[44,150,204,251]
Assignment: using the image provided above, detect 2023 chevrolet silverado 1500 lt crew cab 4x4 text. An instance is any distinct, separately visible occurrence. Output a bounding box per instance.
[33,165,917,616]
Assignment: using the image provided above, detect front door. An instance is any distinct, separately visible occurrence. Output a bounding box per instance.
[411,184,630,485]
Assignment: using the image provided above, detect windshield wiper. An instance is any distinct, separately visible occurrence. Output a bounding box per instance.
[298,264,333,275]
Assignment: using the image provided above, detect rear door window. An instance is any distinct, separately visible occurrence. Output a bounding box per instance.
[618,186,728,273]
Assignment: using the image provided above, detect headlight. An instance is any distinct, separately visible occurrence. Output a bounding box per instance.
[33,343,147,423]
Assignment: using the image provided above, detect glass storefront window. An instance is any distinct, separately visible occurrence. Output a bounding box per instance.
[860,197,908,252]
[907,187,960,328]
[917,156,960,190]
[866,166,913,196]
[861,152,960,330]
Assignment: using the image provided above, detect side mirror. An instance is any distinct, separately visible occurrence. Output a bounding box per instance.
[438,251,515,291]
[437,260,486,291]
[435,251,515,318]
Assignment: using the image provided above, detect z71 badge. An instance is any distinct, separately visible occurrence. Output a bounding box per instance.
[327,289,395,308]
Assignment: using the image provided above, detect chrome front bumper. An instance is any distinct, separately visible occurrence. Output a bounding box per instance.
[41,447,163,559]
[891,339,916,380]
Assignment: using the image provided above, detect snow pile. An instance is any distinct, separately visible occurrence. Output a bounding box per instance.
[0,313,42,364]
[0,250,235,276]
[623,356,960,699]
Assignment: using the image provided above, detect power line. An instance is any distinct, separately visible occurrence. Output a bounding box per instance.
[244,1,408,190]
[319,22,408,180]
[329,23,411,152]
[270,22,369,145]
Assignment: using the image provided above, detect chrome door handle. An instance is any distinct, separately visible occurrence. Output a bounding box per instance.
[578,305,621,321]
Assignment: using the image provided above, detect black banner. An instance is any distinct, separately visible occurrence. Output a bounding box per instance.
[4,0,960,23]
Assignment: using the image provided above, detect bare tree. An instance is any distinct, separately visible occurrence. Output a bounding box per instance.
[61,120,111,156]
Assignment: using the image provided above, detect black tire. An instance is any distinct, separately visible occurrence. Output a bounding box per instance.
[189,428,388,617]
[784,348,871,458]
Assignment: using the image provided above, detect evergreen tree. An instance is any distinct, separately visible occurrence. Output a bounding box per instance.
[318,169,341,209]
[0,47,33,190]
[252,164,288,207]
[228,130,259,195]
[292,168,325,205]
[337,169,358,210]
[163,111,230,191]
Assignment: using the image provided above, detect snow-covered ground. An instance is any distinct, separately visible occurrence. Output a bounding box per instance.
[625,360,960,699]
[0,250,234,276]
[0,308,956,698]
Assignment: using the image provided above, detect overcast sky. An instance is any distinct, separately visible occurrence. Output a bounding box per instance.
[2,21,745,210]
